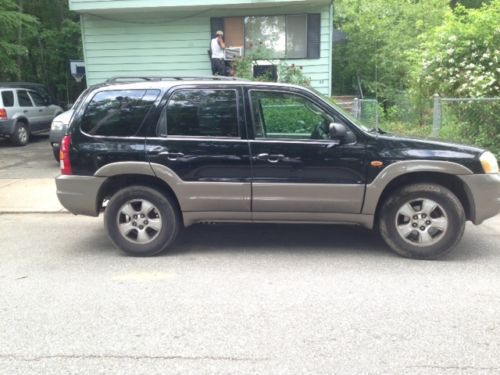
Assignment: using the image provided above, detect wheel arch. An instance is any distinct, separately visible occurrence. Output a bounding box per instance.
[371,172,474,224]
[97,174,183,224]
[15,116,30,129]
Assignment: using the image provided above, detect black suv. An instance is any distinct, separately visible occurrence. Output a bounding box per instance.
[55,77,500,259]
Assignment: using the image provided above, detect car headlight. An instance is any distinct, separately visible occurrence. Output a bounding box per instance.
[51,121,64,131]
[480,151,499,174]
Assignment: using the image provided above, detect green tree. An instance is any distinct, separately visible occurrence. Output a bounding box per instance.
[0,0,38,78]
[412,0,499,155]
[0,0,83,103]
[332,0,449,105]
[413,1,499,98]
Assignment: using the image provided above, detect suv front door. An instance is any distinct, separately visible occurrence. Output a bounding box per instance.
[28,90,52,130]
[146,86,252,217]
[246,88,366,220]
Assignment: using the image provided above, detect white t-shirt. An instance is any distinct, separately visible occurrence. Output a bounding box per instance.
[211,37,225,59]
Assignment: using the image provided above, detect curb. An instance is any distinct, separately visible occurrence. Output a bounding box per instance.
[0,210,69,214]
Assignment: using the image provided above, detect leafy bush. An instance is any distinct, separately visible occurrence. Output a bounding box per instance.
[230,46,312,86]
[411,1,500,156]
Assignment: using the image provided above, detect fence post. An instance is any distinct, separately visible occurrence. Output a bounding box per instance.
[432,94,442,137]
[352,98,359,119]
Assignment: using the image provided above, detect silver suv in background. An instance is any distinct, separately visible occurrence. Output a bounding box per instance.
[0,87,63,146]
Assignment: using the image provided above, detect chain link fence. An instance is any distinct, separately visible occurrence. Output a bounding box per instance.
[349,96,500,156]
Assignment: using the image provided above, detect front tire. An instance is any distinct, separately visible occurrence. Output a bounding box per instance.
[379,183,465,259]
[104,186,180,256]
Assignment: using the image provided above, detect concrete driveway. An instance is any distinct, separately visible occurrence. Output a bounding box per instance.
[0,134,62,212]
[0,134,58,179]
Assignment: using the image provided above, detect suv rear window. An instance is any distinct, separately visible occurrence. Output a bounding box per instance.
[81,89,159,136]
[161,89,239,137]
[1,91,14,107]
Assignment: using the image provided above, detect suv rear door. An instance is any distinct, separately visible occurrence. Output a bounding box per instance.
[245,87,366,219]
[146,85,252,215]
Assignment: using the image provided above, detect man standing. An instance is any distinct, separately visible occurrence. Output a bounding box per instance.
[211,30,226,76]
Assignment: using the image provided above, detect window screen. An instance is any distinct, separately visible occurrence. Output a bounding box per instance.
[286,15,307,58]
[81,89,159,137]
[164,89,239,137]
[17,91,33,107]
[1,91,14,107]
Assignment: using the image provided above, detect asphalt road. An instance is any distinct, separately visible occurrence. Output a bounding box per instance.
[0,213,499,374]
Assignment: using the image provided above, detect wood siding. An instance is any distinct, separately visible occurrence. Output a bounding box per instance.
[80,5,332,95]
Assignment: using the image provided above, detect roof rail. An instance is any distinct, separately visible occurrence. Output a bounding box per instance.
[105,76,159,83]
[105,75,248,84]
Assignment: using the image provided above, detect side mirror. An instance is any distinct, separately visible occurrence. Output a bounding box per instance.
[329,122,347,140]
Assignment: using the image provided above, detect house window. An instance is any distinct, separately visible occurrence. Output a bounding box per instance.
[211,14,320,60]
[245,15,306,58]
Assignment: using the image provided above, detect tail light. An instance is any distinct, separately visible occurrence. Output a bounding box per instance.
[60,135,73,175]
[0,108,7,120]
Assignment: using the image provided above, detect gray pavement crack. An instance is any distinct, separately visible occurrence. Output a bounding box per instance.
[0,353,271,363]
[407,365,500,371]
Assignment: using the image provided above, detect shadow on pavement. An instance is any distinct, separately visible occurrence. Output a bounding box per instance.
[0,133,49,147]
[170,223,391,257]
[80,220,495,261]
[81,222,390,258]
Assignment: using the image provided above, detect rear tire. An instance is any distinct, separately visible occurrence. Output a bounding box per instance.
[11,122,29,146]
[379,183,465,259]
[104,185,180,256]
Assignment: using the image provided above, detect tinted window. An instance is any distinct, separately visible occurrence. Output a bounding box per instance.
[81,89,159,136]
[250,91,333,140]
[1,91,14,107]
[17,91,33,107]
[29,91,46,106]
[163,89,239,137]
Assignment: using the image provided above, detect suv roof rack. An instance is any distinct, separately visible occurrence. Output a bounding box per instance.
[105,76,248,84]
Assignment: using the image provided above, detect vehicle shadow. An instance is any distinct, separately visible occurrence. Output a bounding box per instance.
[0,133,48,147]
[82,221,494,261]
[169,223,391,258]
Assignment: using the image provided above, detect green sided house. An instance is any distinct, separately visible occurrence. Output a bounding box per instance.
[69,0,334,95]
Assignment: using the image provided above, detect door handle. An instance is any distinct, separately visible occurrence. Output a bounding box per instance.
[256,153,285,163]
[23,110,28,113]
[159,151,184,161]
[39,109,43,112]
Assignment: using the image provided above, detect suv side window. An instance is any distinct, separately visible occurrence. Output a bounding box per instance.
[250,90,334,140]
[160,89,239,137]
[81,89,159,137]
[29,91,46,106]
[1,91,14,107]
[17,90,33,107]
